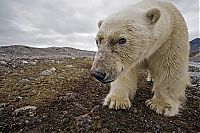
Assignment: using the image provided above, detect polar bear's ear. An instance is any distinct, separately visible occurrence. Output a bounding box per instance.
[146,8,161,24]
[98,20,103,28]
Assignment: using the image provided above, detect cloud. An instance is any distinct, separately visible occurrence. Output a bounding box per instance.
[0,0,199,51]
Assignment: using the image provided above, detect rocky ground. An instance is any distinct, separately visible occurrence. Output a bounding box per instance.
[0,57,199,133]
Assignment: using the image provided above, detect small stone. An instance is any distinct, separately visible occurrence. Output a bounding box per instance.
[21,60,28,64]
[58,76,65,79]
[25,120,29,125]
[50,60,55,63]
[29,61,37,65]
[66,65,74,68]
[0,61,7,65]
[14,106,37,116]
[133,108,138,113]
[50,67,56,71]
[16,79,31,87]
[0,103,9,108]
[156,124,160,128]
[20,70,24,73]
[15,96,23,102]
[40,67,56,76]
[94,116,100,120]
[63,111,69,115]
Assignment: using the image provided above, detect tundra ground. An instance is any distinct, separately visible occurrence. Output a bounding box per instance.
[0,57,199,132]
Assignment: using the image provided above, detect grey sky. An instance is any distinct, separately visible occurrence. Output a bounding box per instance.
[0,0,199,51]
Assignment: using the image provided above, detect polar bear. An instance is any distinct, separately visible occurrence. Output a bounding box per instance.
[91,0,189,116]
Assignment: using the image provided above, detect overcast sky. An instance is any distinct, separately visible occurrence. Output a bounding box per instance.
[0,0,199,51]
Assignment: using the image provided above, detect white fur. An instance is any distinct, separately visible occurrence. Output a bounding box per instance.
[94,0,189,116]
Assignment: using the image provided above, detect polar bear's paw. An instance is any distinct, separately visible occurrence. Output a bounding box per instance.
[103,95,131,110]
[146,98,179,116]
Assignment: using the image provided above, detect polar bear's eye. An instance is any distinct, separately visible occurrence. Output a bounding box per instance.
[118,38,126,45]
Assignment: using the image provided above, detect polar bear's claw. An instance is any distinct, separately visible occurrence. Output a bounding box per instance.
[103,95,131,110]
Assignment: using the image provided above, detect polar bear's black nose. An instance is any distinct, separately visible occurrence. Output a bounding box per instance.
[91,70,106,81]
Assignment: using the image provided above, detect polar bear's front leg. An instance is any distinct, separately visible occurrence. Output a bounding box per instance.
[103,68,138,110]
[146,74,187,116]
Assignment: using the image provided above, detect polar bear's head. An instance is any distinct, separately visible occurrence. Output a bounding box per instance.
[91,8,163,83]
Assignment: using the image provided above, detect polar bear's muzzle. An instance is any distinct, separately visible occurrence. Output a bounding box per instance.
[91,69,116,84]
[90,49,123,84]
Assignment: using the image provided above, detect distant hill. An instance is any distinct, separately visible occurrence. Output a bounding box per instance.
[0,45,96,59]
[190,38,200,55]
[189,38,200,62]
